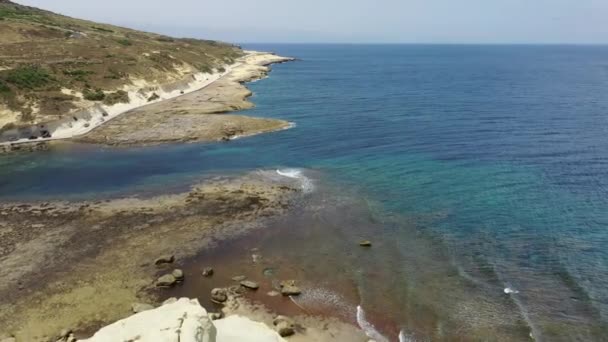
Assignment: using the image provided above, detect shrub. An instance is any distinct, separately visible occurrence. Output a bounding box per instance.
[63,69,93,82]
[83,88,105,101]
[198,64,212,74]
[0,80,10,93]
[103,90,129,105]
[63,69,93,77]
[147,93,160,102]
[6,65,54,89]
[217,66,226,73]
[156,36,174,43]
[117,38,133,46]
[92,26,114,33]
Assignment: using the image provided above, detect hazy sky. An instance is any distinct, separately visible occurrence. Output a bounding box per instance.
[17,0,608,44]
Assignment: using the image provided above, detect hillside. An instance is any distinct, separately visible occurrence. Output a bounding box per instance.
[0,0,242,130]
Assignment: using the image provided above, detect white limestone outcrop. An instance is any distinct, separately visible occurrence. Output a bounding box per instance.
[82,298,286,342]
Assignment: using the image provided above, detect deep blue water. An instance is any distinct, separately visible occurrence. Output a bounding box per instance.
[2,44,608,340]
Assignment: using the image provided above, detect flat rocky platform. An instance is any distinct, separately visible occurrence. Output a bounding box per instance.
[77,53,294,146]
[0,172,300,340]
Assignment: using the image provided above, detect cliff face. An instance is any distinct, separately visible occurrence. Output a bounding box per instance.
[0,1,242,130]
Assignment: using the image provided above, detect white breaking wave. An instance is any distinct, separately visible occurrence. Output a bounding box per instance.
[276,168,314,193]
[399,330,417,342]
[504,287,520,294]
[356,305,389,342]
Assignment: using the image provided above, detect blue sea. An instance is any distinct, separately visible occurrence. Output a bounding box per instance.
[2,44,608,340]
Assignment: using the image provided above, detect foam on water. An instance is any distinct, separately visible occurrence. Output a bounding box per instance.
[276,168,314,193]
[357,306,390,342]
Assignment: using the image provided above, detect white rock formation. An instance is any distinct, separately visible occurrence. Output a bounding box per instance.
[215,316,286,342]
[82,298,286,342]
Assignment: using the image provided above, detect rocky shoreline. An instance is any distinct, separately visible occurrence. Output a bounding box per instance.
[0,51,294,154]
[0,172,303,340]
[76,52,295,147]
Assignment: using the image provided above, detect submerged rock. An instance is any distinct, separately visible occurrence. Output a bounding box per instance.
[155,274,177,287]
[202,267,214,277]
[359,240,372,247]
[240,280,260,290]
[232,275,246,282]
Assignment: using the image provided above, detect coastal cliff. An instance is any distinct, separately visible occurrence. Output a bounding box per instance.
[0,1,293,150]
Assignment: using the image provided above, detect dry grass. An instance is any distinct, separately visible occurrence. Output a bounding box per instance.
[0,0,243,128]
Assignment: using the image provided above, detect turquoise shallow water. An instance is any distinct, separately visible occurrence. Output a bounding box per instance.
[2,45,608,340]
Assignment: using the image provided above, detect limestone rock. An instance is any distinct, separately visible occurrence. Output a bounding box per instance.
[279,280,301,296]
[172,269,185,281]
[132,303,155,313]
[214,315,287,342]
[154,255,175,266]
[209,312,224,320]
[273,316,296,336]
[156,274,177,287]
[240,280,260,290]
[275,321,295,337]
[162,297,178,305]
[211,288,228,303]
[81,298,216,342]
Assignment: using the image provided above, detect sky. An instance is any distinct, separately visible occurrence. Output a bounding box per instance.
[16,0,608,44]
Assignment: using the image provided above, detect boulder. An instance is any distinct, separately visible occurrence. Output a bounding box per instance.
[273,315,296,336]
[275,322,294,337]
[211,288,228,303]
[156,274,177,287]
[240,280,260,290]
[202,267,214,277]
[81,298,216,342]
[359,240,372,247]
[209,312,224,320]
[154,255,175,266]
[232,275,246,282]
[279,280,301,296]
[172,269,185,281]
[132,303,155,313]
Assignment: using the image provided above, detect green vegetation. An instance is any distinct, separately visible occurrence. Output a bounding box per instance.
[92,26,114,33]
[83,88,105,101]
[5,65,54,89]
[0,0,244,123]
[117,38,133,46]
[198,65,213,74]
[217,66,226,73]
[63,69,94,82]
[0,80,10,93]
[103,90,129,105]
